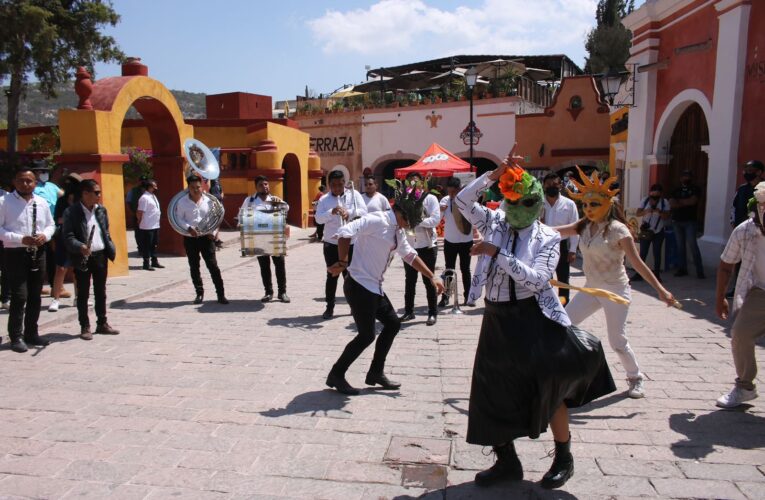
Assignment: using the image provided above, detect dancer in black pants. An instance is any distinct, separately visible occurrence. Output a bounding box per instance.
[63,179,119,340]
[325,206,444,395]
[439,177,473,307]
[0,167,55,352]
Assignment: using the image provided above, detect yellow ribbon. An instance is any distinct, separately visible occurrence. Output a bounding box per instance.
[550,280,630,305]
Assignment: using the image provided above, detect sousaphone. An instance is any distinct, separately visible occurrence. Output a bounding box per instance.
[167,138,226,236]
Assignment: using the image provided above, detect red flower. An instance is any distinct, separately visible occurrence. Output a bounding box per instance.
[498,166,525,201]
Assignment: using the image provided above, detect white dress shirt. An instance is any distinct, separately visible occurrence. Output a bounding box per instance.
[240,193,290,213]
[336,210,418,296]
[440,195,473,244]
[362,192,391,213]
[174,194,213,232]
[137,191,161,230]
[542,195,579,252]
[407,193,441,249]
[0,192,55,248]
[81,203,105,252]
[315,189,367,245]
[455,172,570,327]
[721,218,765,313]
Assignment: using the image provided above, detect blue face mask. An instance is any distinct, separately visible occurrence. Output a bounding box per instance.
[39,173,50,183]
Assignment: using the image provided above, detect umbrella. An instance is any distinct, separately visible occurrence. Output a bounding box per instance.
[470,58,526,80]
[430,68,490,86]
[352,76,394,93]
[525,67,554,81]
[394,143,472,179]
[329,86,365,99]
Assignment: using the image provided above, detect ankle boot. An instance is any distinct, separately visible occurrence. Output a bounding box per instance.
[540,435,574,489]
[474,441,523,486]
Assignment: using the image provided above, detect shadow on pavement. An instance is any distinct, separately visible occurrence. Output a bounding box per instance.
[398,479,579,499]
[113,300,194,310]
[198,300,263,313]
[569,393,639,423]
[267,314,325,330]
[259,389,352,418]
[443,397,469,416]
[668,409,765,459]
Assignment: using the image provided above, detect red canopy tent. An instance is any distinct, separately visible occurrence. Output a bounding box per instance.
[394,143,471,179]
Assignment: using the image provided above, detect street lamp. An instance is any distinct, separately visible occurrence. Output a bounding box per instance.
[465,67,479,172]
[598,65,636,107]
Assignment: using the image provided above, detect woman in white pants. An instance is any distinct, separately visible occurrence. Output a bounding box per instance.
[555,168,675,398]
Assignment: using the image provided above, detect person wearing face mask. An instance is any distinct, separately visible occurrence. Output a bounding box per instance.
[541,173,579,305]
[669,170,705,278]
[715,181,765,408]
[726,161,765,298]
[455,155,616,490]
[31,161,63,296]
[555,167,676,400]
[631,184,671,283]
[136,179,163,271]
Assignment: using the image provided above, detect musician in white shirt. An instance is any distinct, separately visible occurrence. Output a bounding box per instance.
[439,177,473,308]
[314,170,367,319]
[174,174,228,305]
[136,179,163,271]
[400,172,441,326]
[0,167,55,352]
[325,204,445,395]
[240,175,290,303]
[361,176,391,213]
[541,173,580,304]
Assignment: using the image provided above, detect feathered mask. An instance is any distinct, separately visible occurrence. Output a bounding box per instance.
[386,174,434,231]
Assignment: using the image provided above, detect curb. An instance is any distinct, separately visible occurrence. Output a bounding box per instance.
[39,235,315,331]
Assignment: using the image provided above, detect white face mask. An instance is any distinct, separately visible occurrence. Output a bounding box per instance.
[38,173,49,183]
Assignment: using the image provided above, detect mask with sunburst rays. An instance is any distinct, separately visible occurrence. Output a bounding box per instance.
[566,166,620,222]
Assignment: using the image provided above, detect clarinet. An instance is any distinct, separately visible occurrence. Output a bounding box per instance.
[28,201,40,272]
[80,225,96,272]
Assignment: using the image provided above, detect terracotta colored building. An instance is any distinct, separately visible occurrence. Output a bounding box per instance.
[621,0,764,259]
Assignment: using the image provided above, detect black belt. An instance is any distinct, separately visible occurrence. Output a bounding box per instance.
[5,247,38,253]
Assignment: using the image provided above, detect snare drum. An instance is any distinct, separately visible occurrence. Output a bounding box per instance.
[238,207,287,256]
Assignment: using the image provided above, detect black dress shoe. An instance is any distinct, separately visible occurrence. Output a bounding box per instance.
[540,437,574,489]
[438,295,449,308]
[24,335,50,347]
[399,312,415,321]
[426,314,437,326]
[150,260,165,269]
[11,339,28,353]
[322,306,334,320]
[326,373,359,395]
[217,296,229,305]
[261,293,273,303]
[278,292,290,303]
[143,262,155,271]
[365,372,401,389]
[193,293,204,305]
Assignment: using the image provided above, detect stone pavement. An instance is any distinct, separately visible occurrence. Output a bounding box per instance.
[0,230,763,499]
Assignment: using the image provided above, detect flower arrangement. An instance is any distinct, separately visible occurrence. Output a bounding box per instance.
[498,165,535,201]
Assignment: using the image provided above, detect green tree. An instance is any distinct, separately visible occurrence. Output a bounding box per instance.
[0,0,124,166]
[584,0,635,74]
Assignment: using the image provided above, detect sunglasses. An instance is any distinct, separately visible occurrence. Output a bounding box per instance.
[506,198,538,208]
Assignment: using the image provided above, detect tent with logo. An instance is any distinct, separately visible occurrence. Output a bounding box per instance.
[394,143,472,179]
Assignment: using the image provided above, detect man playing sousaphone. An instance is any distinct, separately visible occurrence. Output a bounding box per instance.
[240,175,290,303]
[439,176,474,308]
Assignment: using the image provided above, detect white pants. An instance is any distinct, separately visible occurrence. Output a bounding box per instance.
[566,283,641,379]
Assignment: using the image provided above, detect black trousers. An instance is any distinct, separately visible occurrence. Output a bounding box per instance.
[323,242,354,306]
[404,246,438,315]
[4,248,45,340]
[331,277,401,376]
[138,228,158,261]
[75,251,108,328]
[184,236,225,296]
[316,223,324,240]
[555,240,571,301]
[44,241,55,287]
[0,244,9,303]
[257,255,286,294]
[443,240,472,301]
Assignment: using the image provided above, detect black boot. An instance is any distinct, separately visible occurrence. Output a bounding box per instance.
[143,260,154,271]
[151,258,165,269]
[474,442,523,487]
[540,436,574,489]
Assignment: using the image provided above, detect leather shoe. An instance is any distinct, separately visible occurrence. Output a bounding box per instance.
[217,296,230,305]
[261,293,273,303]
[278,292,290,303]
[193,293,204,305]
[322,306,334,320]
[95,323,120,335]
[24,335,50,346]
[438,295,449,308]
[399,312,415,321]
[151,260,165,269]
[80,327,93,341]
[11,339,28,353]
[142,262,155,271]
[326,373,359,395]
[426,314,437,326]
[365,372,401,390]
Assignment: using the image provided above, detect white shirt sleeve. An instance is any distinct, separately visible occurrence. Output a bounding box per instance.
[395,229,418,265]
[350,191,367,220]
[314,194,335,224]
[40,199,55,241]
[455,173,495,233]
[417,194,441,229]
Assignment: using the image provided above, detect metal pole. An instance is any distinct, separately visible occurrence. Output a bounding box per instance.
[468,85,474,172]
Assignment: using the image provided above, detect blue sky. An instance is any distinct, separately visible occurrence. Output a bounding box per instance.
[94,0,646,101]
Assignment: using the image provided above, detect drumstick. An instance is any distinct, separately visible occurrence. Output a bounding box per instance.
[550,280,630,305]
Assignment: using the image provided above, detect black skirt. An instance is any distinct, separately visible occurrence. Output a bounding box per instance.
[466,297,616,445]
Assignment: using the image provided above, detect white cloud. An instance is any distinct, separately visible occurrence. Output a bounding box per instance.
[307,0,598,62]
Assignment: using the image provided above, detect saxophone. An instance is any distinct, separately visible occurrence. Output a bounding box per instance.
[28,201,40,272]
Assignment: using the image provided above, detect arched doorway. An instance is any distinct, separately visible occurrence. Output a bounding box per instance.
[665,103,709,228]
[281,153,302,226]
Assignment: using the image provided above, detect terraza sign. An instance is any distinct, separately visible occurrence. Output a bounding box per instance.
[310,136,355,156]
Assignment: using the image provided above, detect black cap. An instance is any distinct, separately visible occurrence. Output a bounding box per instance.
[30,159,50,171]
[745,160,764,171]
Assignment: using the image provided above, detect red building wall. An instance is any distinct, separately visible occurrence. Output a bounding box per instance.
[738,1,765,166]
[206,92,272,120]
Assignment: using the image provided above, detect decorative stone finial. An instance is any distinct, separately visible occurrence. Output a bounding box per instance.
[74,66,93,110]
[122,57,149,77]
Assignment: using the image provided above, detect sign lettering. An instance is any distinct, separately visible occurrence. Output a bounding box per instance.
[310,136,355,153]
[746,60,765,83]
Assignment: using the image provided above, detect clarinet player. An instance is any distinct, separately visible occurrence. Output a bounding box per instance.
[63,179,119,340]
[0,166,55,353]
